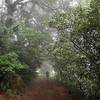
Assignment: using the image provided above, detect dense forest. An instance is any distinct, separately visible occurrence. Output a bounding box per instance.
[0,0,100,100]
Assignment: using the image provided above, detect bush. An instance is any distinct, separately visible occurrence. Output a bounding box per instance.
[0,52,27,96]
[17,68,37,85]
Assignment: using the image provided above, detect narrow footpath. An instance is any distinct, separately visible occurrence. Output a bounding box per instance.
[17,79,72,100]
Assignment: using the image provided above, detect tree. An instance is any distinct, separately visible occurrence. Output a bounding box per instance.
[49,0,100,99]
[0,19,52,97]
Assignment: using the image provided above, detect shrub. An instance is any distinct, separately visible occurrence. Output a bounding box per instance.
[0,52,27,96]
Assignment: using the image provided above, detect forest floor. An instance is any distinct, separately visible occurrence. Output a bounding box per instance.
[17,78,72,100]
[0,78,72,100]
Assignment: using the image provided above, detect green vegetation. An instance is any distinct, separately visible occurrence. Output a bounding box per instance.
[0,21,51,97]
[49,0,100,100]
[0,0,100,100]
[0,52,26,96]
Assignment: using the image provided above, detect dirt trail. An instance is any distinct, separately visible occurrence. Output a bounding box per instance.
[17,79,72,100]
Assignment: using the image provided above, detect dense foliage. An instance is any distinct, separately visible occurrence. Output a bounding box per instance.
[0,52,27,96]
[49,0,100,100]
[0,0,100,100]
[0,21,51,97]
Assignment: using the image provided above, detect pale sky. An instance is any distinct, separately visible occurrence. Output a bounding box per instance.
[0,0,3,6]
[0,0,79,7]
[0,0,29,6]
[70,0,78,7]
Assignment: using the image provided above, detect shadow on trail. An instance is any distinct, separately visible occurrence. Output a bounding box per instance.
[17,78,72,100]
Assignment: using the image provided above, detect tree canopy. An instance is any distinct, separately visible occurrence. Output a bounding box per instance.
[0,0,100,100]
